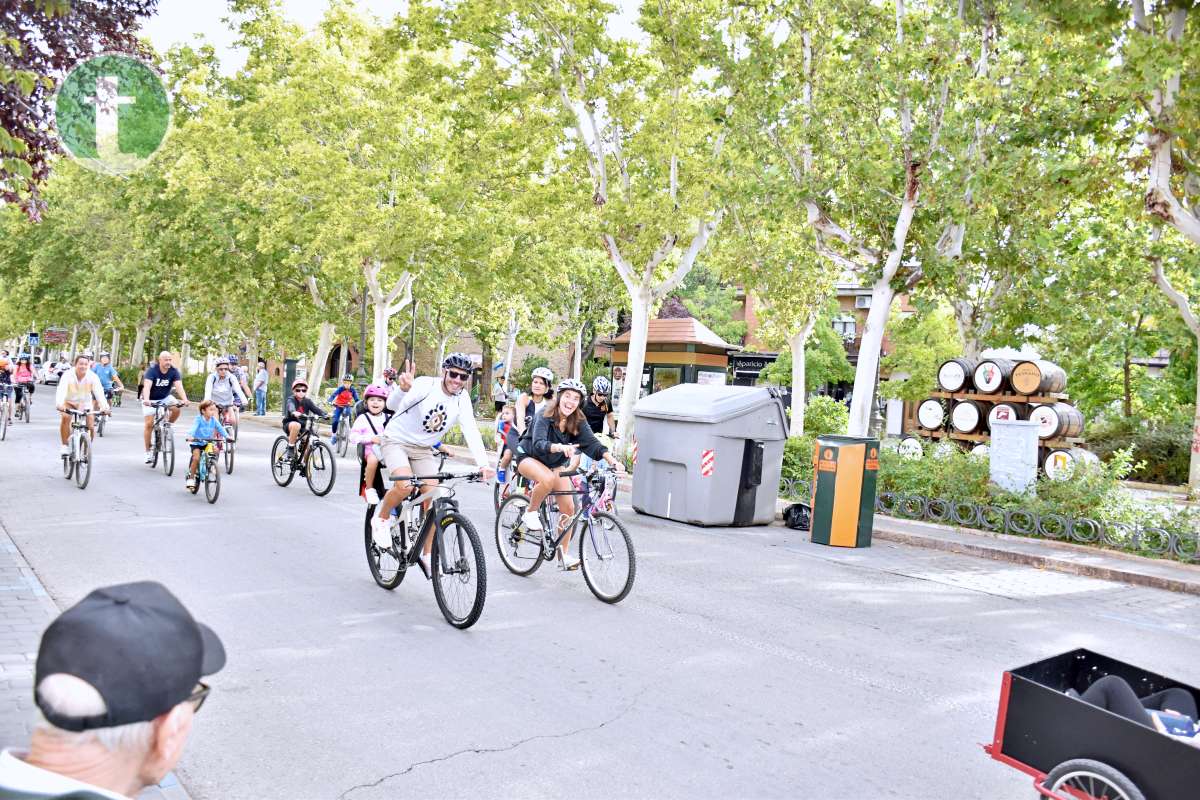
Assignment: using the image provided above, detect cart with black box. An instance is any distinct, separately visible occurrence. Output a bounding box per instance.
[985,648,1200,799]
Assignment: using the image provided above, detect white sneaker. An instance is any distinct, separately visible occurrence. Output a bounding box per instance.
[558,548,581,571]
[144,450,154,464]
[364,488,380,506]
[521,511,544,531]
[60,444,69,457]
[370,514,393,549]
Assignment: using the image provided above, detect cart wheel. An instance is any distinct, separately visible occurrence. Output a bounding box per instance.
[1041,759,1145,800]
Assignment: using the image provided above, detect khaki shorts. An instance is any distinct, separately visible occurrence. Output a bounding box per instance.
[380,439,438,478]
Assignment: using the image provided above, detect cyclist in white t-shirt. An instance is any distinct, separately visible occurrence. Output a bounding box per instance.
[54,354,109,456]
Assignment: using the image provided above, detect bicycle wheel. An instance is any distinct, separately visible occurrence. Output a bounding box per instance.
[1042,759,1145,800]
[224,426,236,474]
[96,413,105,437]
[336,419,349,457]
[495,494,544,576]
[205,458,221,503]
[364,508,405,589]
[188,463,200,494]
[0,404,7,441]
[580,512,636,604]
[150,427,160,469]
[305,441,337,496]
[23,399,30,423]
[161,427,175,476]
[431,512,486,629]
[270,437,295,486]
[62,446,73,479]
[74,436,91,490]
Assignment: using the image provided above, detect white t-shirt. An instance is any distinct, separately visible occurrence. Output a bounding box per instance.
[0,748,128,798]
[384,376,488,468]
[54,369,109,412]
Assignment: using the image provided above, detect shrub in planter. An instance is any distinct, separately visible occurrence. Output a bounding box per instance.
[804,396,849,436]
[1090,412,1191,486]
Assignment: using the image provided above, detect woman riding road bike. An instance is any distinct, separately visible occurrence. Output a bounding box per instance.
[515,378,625,570]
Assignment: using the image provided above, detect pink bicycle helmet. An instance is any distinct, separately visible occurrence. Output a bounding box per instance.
[364,383,390,399]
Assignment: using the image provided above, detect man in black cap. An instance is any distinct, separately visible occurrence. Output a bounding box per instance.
[0,581,225,799]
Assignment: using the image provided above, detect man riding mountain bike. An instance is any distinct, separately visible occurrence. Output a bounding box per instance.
[203,358,247,430]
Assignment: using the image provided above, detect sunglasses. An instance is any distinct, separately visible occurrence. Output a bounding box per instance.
[187,682,211,714]
[293,388,307,393]
[446,370,470,381]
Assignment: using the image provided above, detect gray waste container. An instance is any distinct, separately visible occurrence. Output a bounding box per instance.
[631,384,787,526]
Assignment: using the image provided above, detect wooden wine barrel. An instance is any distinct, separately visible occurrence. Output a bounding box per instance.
[937,358,977,392]
[973,358,1016,394]
[917,398,947,430]
[1029,402,1084,440]
[1042,448,1075,480]
[1011,360,1068,395]
[950,399,986,433]
[970,443,990,458]
[986,402,1028,429]
[897,436,923,459]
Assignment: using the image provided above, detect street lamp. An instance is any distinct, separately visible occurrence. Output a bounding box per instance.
[356,285,368,386]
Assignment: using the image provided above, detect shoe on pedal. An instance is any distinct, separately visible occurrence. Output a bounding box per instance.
[144,450,154,464]
[557,549,581,571]
[60,444,70,457]
[185,475,197,490]
[521,511,543,531]
[370,514,393,549]
[364,488,380,506]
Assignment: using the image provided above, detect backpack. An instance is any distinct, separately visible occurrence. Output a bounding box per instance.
[782,502,811,531]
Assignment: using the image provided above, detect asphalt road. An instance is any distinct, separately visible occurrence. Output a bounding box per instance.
[2,400,1199,799]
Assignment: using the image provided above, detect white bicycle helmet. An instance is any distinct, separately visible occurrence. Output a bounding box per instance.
[531,366,554,384]
[557,378,586,396]
[592,375,611,394]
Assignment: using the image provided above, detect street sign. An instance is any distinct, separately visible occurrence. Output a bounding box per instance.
[43,327,69,345]
[27,332,40,347]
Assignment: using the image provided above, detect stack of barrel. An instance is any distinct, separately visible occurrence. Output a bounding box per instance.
[914,357,1095,478]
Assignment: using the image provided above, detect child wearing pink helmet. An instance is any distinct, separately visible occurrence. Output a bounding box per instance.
[350,383,392,505]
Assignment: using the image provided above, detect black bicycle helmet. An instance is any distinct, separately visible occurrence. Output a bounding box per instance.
[443,352,472,371]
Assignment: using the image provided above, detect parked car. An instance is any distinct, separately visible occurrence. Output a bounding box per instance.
[41,361,67,385]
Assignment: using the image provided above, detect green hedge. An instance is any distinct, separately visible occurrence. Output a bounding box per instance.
[780,435,1199,547]
[1089,414,1191,486]
[117,366,284,412]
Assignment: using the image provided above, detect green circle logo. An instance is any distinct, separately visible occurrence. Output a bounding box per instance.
[54,54,171,175]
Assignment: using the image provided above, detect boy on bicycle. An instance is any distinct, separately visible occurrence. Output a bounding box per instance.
[185,400,231,490]
[327,374,359,447]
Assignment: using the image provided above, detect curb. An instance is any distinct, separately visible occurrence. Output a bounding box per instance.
[774,499,1200,596]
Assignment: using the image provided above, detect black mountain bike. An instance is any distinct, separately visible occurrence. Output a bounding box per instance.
[147,400,178,476]
[270,413,336,496]
[495,466,635,603]
[217,405,239,474]
[364,461,487,629]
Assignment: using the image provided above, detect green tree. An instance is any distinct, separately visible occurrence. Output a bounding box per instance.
[879,303,961,404]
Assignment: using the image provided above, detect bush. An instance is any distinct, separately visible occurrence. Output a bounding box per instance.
[511,354,550,392]
[1089,412,1191,486]
[781,434,815,485]
[803,395,849,436]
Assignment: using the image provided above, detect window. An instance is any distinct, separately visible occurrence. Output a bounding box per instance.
[854,295,872,309]
[832,317,856,338]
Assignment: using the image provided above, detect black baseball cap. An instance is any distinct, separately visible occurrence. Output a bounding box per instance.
[35,581,226,732]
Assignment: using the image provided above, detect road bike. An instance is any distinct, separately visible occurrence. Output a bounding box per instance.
[364,460,487,629]
[61,408,102,490]
[334,411,351,457]
[217,404,239,474]
[14,385,31,423]
[495,466,635,603]
[270,413,337,496]
[96,392,111,437]
[147,399,178,476]
[187,438,229,504]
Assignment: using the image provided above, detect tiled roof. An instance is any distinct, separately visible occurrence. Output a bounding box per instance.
[609,317,738,350]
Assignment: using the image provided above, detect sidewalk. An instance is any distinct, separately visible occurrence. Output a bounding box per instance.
[0,521,189,800]
[774,498,1200,596]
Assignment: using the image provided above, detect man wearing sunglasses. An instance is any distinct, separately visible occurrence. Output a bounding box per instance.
[0,581,225,799]
[282,378,330,460]
[370,354,493,566]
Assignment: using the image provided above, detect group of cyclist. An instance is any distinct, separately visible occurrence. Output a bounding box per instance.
[0,349,40,423]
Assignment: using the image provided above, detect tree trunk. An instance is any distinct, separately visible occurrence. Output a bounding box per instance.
[480,346,494,416]
[372,302,391,378]
[312,322,336,396]
[574,323,584,380]
[84,322,100,356]
[1191,353,1200,490]
[787,315,817,436]
[67,325,78,362]
[615,288,651,455]
[1122,345,1133,418]
[110,328,121,366]
[247,330,260,380]
[180,330,191,376]
[952,300,982,360]
[337,338,349,379]
[131,320,152,367]
[502,315,519,394]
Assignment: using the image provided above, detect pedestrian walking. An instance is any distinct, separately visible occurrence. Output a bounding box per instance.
[0,581,225,800]
[253,359,268,415]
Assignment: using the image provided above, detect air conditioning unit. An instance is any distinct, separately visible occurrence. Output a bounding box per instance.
[854,295,872,309]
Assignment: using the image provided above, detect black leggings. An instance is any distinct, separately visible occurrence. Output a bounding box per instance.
[1080,675,1198,728]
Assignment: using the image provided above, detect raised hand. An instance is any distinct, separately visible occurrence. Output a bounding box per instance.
[397,359,415,392]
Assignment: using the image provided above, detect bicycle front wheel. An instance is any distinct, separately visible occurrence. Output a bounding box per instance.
[96,413,105,438]
[305,441,337,496]
[495,494,544,576]
[205,458,221,503]
[161,428,175,476]
[364,507,405,590]
[270,437,294,486]
[224,424,237,474]
[432,512,486,629]
[0,405,7,441]
[336,420,349,457]
[74,436,91,490]
[580,513,636,604]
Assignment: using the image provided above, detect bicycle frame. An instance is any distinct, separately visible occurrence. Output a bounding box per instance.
[536,470,609,554]
[390,477,467,570]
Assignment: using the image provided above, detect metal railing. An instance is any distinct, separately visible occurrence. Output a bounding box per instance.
[778,477,1198,563]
